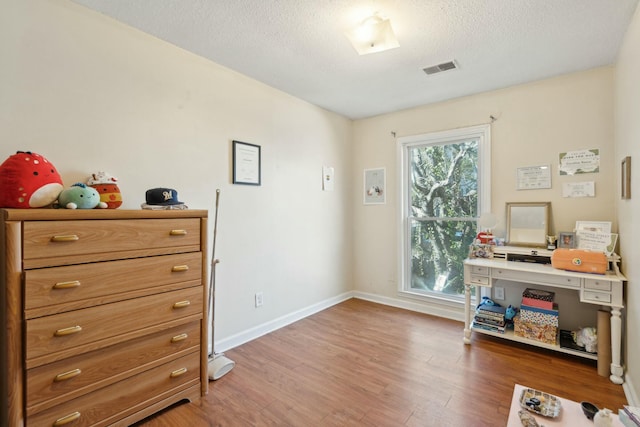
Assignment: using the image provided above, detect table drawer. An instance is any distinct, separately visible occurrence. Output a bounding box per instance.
[469,265,489,275]
[23,218,201,261]
[26,286,203,365]
[27,352,200,427]
[25,252,202,317]
[27,321,201,413]
[492,268,581,289]
[470,275,489,286]
[584,278,612,292]
[581,290,612,304]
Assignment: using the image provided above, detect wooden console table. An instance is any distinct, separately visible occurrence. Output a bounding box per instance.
[463,257,626,384]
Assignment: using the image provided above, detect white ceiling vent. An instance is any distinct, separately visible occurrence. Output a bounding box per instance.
[423,61,458,75]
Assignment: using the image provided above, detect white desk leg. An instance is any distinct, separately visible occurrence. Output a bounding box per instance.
[464,283,472,344]
[609,307,624,384]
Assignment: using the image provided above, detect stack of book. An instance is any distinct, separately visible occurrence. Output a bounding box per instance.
[473,304,506,334]
[620,405,640,427]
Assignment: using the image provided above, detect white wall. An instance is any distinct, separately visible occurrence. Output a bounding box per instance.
[615,2,640,405]
[352,68,617,302]
[0,0,354,348]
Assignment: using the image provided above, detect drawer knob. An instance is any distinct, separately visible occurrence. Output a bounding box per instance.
[170,229,188,236]
[54,368,82,382]
[170,367,188,378]
[171,265,189,272]
[53,411,81,426]
[51,235,80,242]
[53,280,81,290]
[171,333,189,343]
[173,300,191,309]
[54,326,82,337]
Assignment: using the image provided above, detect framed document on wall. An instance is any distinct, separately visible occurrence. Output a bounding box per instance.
[233,140,261,186]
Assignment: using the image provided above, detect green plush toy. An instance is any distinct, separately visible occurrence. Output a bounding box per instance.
[57,183,108,209]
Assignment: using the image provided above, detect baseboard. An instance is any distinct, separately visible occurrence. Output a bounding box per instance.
[216,291,465,352]
[623,374,639,407]
[214,291,354,352]
[352,291,466,323]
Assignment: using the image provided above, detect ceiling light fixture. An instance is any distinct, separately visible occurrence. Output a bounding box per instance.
[345,13,399,55]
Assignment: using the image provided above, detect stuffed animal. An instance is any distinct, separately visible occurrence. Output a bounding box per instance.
[86,171,122,209]
[57,183,108,209]
[572,327,597,353]
[0,151,63,208]
[505,305,518,321]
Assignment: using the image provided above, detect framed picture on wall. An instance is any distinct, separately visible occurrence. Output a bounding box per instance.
[558,231,576,249]
[232,140,261,186]
[363,168,385,205]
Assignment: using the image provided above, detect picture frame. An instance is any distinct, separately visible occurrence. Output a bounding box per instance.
[558,231,576,249]
[232,140,261,186]
[363,168,385,205]
[621,156,631,199]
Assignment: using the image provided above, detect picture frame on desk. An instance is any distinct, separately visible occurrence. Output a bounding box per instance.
[558,231,576,249]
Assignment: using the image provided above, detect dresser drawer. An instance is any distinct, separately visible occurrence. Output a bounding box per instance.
[27,352,200,427]
[23,218,201,264]
[26,286,203,366]
[26,320,201,414]
[25,252,202,317]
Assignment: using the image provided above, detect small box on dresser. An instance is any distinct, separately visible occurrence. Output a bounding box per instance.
[1,208,208,427]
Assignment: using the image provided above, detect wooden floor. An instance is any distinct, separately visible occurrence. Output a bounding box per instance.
[136,298,627,426]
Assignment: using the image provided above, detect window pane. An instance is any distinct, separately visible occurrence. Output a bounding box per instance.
[410,219,476,296]
[410,140,478,219]
[408,139,479,298]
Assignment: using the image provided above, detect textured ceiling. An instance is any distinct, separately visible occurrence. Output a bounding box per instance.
[71,0,639,119]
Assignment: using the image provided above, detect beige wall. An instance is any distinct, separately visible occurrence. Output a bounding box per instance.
[0,0,354,348]
[352,68,616,300]
[615,2,640,405]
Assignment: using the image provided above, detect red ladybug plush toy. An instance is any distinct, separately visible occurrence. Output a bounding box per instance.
[0,151,64,208]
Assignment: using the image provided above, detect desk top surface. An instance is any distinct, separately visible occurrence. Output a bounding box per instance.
[464,257,626,282]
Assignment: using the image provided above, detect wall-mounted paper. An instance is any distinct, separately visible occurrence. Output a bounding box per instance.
[562,181,595,197]
[559,149,600,175]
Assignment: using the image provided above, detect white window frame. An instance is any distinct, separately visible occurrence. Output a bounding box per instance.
[397,124,491,305]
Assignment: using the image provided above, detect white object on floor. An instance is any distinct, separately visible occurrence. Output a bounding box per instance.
[208,354,235,381]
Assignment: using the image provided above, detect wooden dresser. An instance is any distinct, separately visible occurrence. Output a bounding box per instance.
[0,209,208,426]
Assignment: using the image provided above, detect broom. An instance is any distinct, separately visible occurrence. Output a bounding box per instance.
[207,189,235,380]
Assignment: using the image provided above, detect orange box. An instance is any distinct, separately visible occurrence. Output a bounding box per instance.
[551,248,607,274]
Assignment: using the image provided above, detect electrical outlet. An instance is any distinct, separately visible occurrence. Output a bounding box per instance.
[255,292,264,307]
[494,287,505,300]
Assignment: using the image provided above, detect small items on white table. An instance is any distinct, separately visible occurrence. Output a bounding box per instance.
[507,384,623,427]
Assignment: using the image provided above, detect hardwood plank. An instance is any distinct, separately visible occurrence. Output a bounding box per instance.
[135,298,627,426]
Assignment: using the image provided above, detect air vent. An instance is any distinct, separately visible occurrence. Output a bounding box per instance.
[423,60,458,75]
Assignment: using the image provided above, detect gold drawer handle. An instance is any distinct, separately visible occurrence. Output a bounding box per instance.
[170,367,188,378]
[54,326,82,337]
[169,229,188,236]
[171,265,189,272]
[51,235,80,242]
[171,333,188,343]
[173,300,191,309]
[54,368,82,382]
[53,411,81,426]
[53,281,81,290]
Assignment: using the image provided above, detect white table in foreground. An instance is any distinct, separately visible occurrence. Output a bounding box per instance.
[463,257,626,384]
[507,384,623,426]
